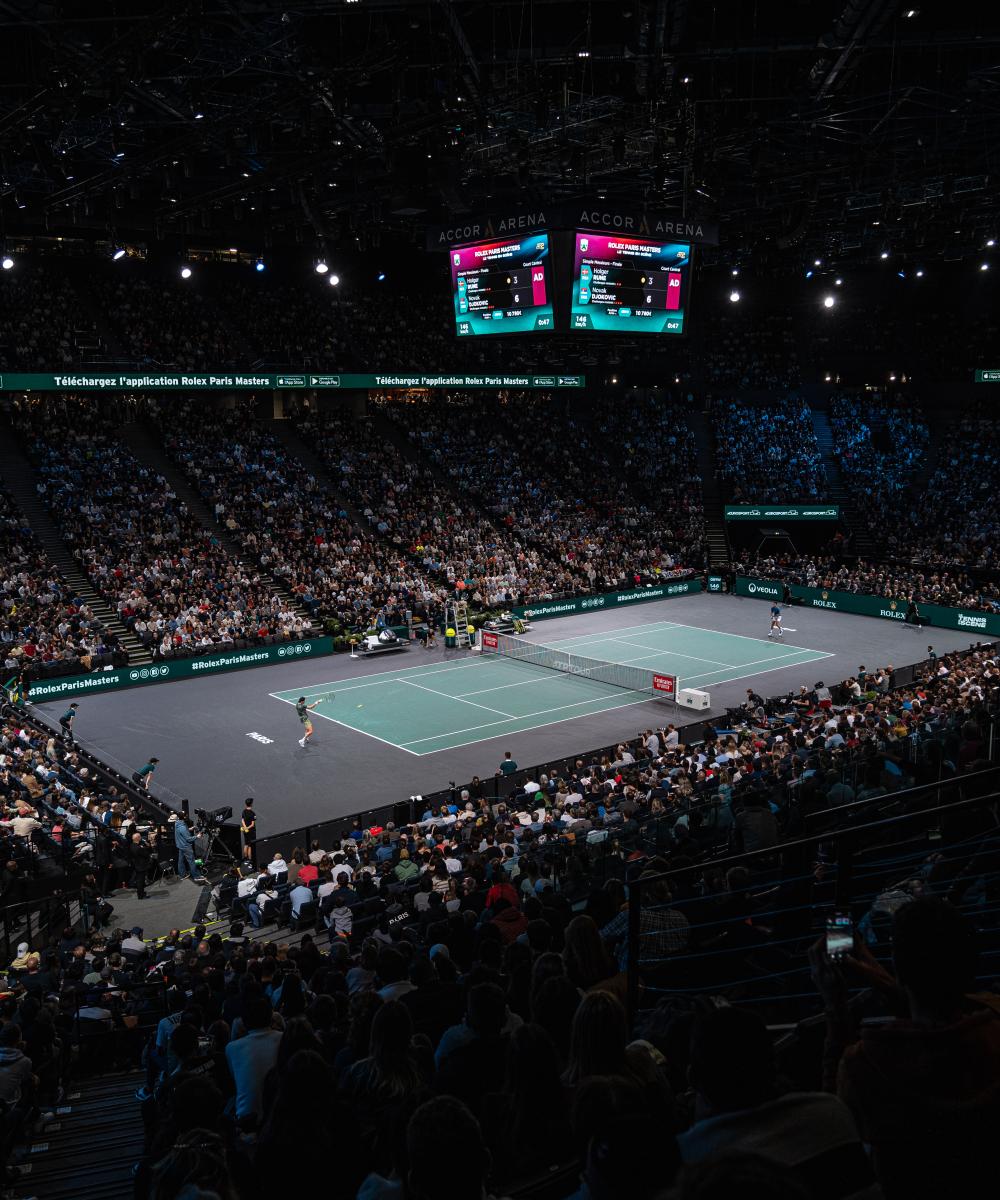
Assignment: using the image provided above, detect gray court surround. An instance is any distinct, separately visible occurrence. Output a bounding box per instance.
[35,592,977,835]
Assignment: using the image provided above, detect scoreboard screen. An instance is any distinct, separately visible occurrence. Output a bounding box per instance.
[451,233,554,336]
[570,232,691,334]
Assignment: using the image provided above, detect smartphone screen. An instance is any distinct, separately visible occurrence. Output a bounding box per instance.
[826,913,853,959]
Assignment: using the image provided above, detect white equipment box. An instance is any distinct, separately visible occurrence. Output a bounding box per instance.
[677,687,710,711]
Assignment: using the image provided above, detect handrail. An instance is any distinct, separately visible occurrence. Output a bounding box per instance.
[624,784,1000,1020]
[631,787,1000,888]
[802,765,1000,826]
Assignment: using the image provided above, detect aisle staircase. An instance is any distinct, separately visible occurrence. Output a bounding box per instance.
[267,417,372,531]
[906,404,948,497]
[119,420,313,628]
[808,405,878,557]
[687,407,729,567]
[8,1070,146,1200]
[0,419,149,665]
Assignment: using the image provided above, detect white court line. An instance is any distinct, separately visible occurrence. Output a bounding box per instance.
[546,620,683,645]
[268,657,492,700]
[399,678,514,719]
[269,694,421,756]
[400,688,650,748]
[535,619,828,668]
[594,636,736,669]
[654,618,829,653]
[677,648,834,681]
[677,651,837,694]
[456,674,588,698]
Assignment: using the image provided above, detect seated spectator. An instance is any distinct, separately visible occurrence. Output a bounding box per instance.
[813,896,1000,1198]
[224,993,282,1126]
[680,1005,880,1199]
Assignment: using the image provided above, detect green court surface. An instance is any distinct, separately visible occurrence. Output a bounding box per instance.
[270,619,833,755]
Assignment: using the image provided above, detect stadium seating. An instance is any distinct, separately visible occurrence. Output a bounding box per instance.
[3,635,996,1199]
[149,397,431,633]
[711,396,827,502]
[8,397,305,659]
[0,484,123,679]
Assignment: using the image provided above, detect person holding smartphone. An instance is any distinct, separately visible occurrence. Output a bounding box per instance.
[809,897,1000,1199]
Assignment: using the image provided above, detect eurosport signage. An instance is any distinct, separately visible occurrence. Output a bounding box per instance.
[512,577,702,621]
[428,204,719,250]
[25,637,334,701]
[0,373,584,392]
[725,506,841,522]
[736,576,1000,637]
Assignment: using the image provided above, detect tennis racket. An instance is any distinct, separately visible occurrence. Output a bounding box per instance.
[317,691,335,703]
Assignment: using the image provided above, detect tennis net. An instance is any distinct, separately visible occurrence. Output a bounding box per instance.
[481,630,677,699]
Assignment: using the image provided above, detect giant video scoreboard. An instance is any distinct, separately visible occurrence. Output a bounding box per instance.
[450,233,554,336]
[447,219,696,338]
[570,233,691,335]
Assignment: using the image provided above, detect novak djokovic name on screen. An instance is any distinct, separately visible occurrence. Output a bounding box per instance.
[571,232,692,334]
[451,232,554,336]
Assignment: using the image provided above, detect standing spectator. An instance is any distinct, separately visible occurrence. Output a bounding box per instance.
[129,832,152,900]
[240,798,256,867]
[173,815,204,883]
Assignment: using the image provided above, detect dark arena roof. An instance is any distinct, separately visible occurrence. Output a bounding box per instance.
[0,7,999,1200]
[0,1,997,270]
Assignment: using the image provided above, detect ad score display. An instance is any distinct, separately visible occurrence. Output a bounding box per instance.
[571,233,691,334]
[451,233,554,336]
[449,228,693,336]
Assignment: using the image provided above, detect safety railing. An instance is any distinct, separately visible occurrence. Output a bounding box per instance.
[623,782,1000,1026]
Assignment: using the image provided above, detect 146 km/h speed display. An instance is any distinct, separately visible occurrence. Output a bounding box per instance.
[570,232,691,334]
[451,233,554,336]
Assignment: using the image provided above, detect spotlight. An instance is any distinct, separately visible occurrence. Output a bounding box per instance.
[180,266,192,279]
[835,278,843,286]
[905,8,918,17]
[728,290,741,303]
[823,295,835,308]
[897,270,906,278]
[980,262,990,271]
[889,374,897,381]
[813,258,822,266]
[1,256,14,270]
[731,267,739,276]
[194,112,204,120]
[315,261,328,274]
[328,273,340,286]
[824,374,832,382]
[987,239,996,247]
[255,259,266,272]
[915,268,924,277]
[377,272,385,281]
[112,248,126,261]
[880,250,889,259]
[805,270,814,279]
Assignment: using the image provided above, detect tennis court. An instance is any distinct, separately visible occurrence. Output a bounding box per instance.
[270,618,834,755]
